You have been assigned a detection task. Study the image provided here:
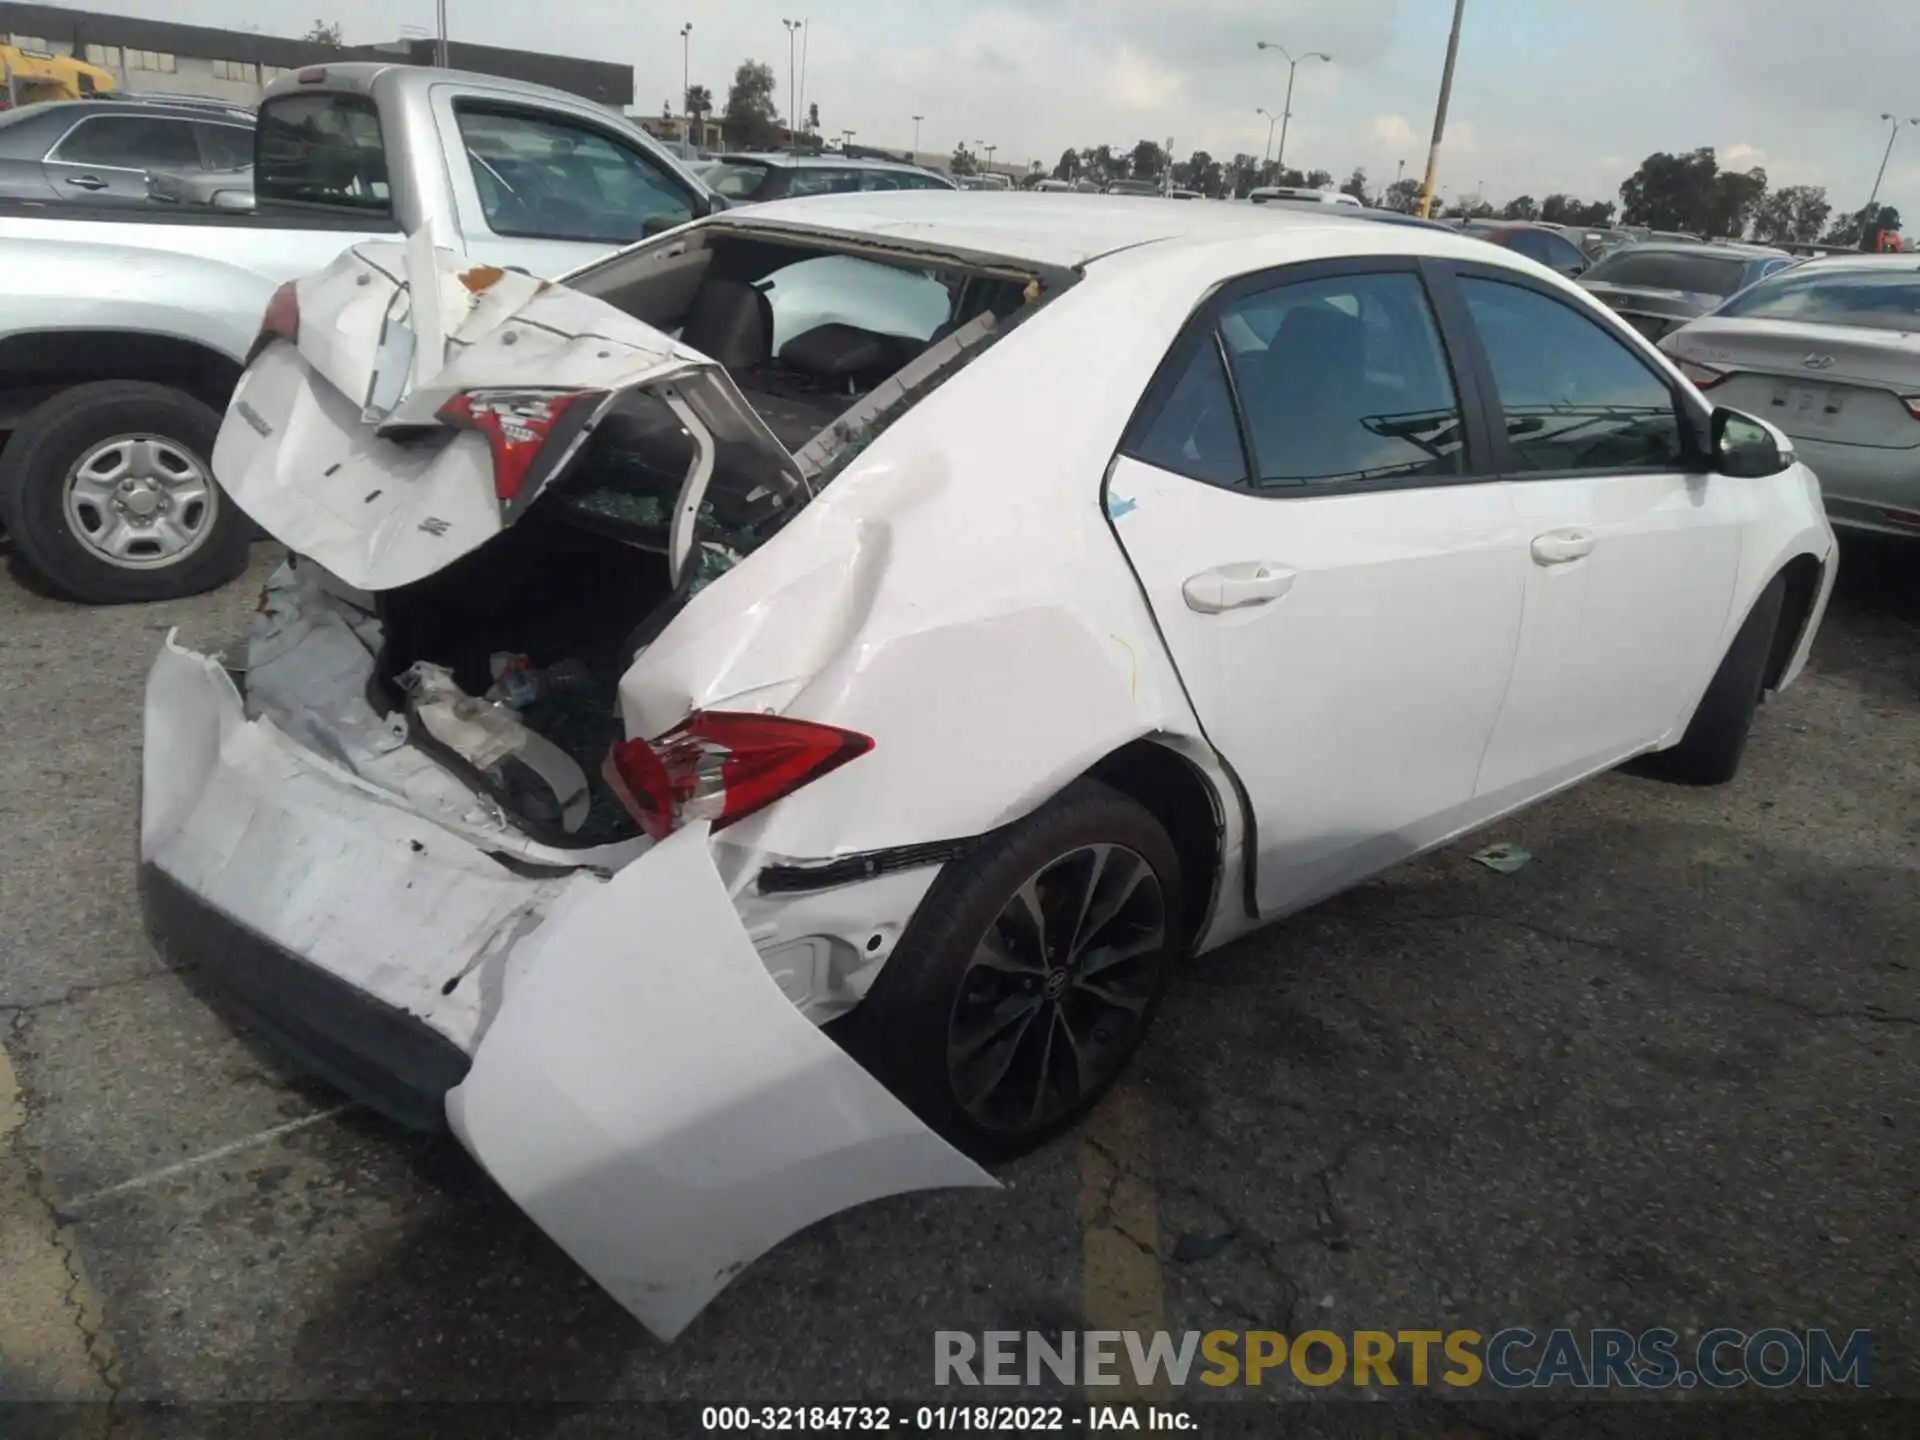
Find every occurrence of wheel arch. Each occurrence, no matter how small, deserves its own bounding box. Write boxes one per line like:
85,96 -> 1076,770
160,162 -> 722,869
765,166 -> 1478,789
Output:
0,330 -> 243,433
1084,736 -> 1233,952
1762,550 -> 1825,693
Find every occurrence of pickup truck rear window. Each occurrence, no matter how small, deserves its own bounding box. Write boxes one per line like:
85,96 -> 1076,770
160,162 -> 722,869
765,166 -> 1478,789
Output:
454,104 -> 694,244
255,92 -> 390,214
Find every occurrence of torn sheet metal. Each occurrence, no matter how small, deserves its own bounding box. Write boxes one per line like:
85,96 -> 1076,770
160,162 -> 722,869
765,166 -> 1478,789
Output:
447,820 -> 999,1340
211,241 -> 806,593
141,635 -> 588,1051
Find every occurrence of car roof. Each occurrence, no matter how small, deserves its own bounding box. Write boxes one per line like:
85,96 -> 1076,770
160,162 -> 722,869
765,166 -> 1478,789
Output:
0,97 -> 250,126
1786,252 -> 1920,273
709,190 -> 1514,271
717,152 -> 936,173
1600,241 -> 1786,260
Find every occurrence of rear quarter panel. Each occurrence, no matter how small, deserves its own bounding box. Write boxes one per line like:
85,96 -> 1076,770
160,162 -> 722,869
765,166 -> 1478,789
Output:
620,244 -> 1249,862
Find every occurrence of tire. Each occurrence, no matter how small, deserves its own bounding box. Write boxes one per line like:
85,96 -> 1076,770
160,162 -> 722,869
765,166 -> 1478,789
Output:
1636,574 -> 1786,786
841,778 -> 1184,1161
0,382 -> 248,604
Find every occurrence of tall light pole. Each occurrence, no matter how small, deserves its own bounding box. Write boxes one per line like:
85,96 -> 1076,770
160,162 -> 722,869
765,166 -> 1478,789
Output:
1256,107 -> 1278,174
679,22 -> 692,140
1397,158 -> 1406,184
980,141 -> 996,174
1255,41 -> 1331,177
782,18 -> 802,153
841,128 -> 856,151
1863,113 -> 1920,247
912,114 -> 924,155
797,19 -> 810,136
1416,0 -> 1467,219
434,0 -> 449,68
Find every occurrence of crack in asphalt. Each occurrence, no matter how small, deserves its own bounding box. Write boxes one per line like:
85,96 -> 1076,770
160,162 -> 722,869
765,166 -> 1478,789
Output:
2,1018 -> 121,1403
0,967 -> 170,1018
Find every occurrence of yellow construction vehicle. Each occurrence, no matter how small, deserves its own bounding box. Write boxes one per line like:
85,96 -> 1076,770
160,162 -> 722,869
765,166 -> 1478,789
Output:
0,43 -> 118,109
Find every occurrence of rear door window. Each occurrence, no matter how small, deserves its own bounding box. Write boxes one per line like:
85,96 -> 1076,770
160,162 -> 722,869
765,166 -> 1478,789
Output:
255,93 -> 390,212
194,121 -> 253,170
49,114 -> 200,169
1217,271 -> 1468,488
455,105 -> 694,242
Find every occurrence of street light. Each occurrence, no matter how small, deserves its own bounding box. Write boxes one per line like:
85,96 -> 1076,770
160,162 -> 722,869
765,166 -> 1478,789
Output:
912,115 -> 924,154
1864,113 -> 1920,247
1415,0 -> 1468,218
1254,40 -> 1331,176
841,128 -> 856,151
980,141 -> 997,173
679,22 -> 692,141
782,18 -> 802,153
1256,107 -> 1278,172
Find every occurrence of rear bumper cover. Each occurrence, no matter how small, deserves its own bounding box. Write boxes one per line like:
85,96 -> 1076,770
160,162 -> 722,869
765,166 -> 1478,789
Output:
138,862 -> 468,1132
139,633 -> 996,1340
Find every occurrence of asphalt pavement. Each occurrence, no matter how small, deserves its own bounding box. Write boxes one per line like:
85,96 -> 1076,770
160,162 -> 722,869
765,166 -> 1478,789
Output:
1,536 -> 1914,1432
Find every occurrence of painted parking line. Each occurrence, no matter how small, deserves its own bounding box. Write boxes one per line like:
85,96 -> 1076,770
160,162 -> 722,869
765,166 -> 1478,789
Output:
1076,1080 -> 1168,1404
0,1042 -> 118,1401
61,1104 -> 354,1215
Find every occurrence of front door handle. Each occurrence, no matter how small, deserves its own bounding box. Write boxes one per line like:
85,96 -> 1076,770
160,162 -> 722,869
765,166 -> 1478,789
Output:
1182,561 -> 1296,614
1530,528 -> 1596,565
64,175 -> 109,191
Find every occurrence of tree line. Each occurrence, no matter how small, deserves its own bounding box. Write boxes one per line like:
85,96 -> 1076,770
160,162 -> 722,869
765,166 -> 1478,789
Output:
694,64 -> 1901,246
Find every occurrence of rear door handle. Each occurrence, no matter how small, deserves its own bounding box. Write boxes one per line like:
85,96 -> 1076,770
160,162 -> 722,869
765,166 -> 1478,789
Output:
1530,528 -> 1596,565
64,175 -> 109,191
1182,561 -> 1296,614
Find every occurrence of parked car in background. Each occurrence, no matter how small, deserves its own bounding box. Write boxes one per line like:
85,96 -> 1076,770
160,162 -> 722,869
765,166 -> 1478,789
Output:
1661,254 -> 1920,538
0,63 -> 718,604
1261,197 -> 1453,231
1464,220 -> 1592,277
0,97 -> 252,205
1104,178 -> 1161,196
146,164 -> 253,209
1249,185 -> 1362,207
143,191 -> 1833,1344
702,152 -> 956,203
1579,242 -> 1794,341
1032,178 -> 1074,192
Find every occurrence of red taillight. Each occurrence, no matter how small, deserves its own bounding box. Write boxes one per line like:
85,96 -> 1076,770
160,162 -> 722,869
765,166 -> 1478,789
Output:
297,67 -> 326,84
1677,359 -> 1727,390
246,280 -> 299,364
435,388 -> 605,519
604,711 -> 874,840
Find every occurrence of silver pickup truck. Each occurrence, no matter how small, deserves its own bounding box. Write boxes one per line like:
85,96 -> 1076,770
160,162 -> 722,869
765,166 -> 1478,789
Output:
0,62 -> 718,603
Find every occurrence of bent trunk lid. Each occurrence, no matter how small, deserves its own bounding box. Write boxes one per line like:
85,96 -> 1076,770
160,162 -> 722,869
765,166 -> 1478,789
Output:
213,237 -> 808,592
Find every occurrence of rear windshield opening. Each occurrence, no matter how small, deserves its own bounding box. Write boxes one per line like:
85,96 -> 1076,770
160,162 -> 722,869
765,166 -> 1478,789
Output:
1584,250 -> 1747,296
254,92 -> 391,213
577,231 -> 1040,466
1714,266 -> 1920,333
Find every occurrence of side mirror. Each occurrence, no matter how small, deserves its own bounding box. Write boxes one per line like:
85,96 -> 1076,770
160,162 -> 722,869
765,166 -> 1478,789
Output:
1711,406 -> 1791,478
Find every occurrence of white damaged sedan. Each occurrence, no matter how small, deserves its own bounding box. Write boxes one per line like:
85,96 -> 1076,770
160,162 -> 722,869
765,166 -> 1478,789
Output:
140,194 -> 1837,1339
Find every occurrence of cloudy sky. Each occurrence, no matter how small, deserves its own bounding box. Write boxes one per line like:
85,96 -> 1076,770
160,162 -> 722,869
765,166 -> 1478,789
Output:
82,0 -> 1920,216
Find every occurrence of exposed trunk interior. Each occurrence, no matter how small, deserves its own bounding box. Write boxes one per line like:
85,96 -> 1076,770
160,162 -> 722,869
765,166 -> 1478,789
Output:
370,397 -> 727,848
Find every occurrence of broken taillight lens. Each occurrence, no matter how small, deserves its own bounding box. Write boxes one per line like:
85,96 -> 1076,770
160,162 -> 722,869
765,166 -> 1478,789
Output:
604,711 -> 874,840
436,388 -> 606,518
245,280 -> 300,364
